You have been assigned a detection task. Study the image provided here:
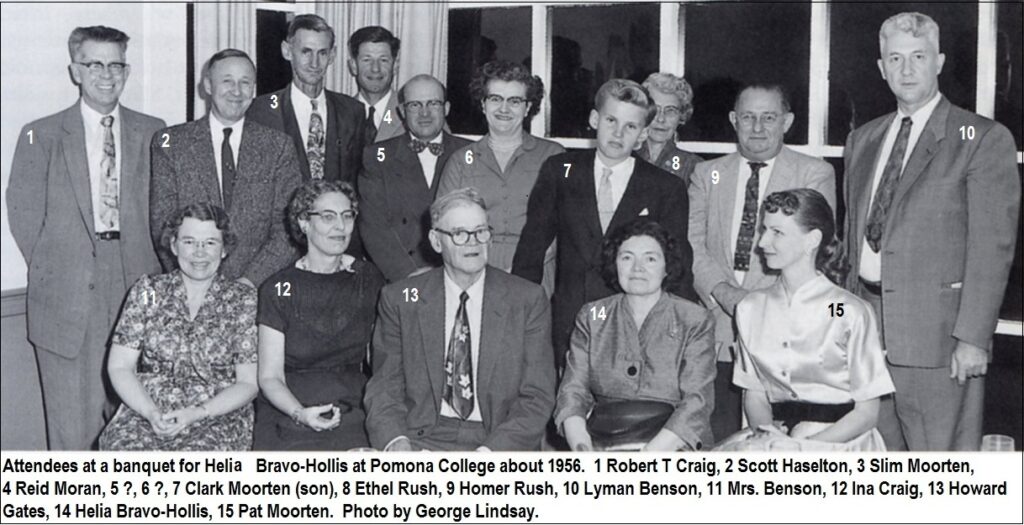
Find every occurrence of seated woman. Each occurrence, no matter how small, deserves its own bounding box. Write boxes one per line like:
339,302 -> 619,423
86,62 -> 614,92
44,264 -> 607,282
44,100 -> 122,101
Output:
718,189 -> 894,451
554,220 -> 716,451
100,203 -> 258,451
254,180 -> 384,450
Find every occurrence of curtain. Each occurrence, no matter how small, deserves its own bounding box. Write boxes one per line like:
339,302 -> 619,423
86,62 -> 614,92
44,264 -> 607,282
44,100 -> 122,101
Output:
192,2 -> 256,119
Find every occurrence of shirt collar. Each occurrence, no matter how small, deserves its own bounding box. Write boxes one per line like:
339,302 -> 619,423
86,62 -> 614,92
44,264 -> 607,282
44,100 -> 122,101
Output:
290,82 -> 326,111
209,114 -> 245,136
358,91 -> 393,113
595,151 -> 635,176
80,100 -> 121,129
896,91 -> 942,125
443,266 -> 486,298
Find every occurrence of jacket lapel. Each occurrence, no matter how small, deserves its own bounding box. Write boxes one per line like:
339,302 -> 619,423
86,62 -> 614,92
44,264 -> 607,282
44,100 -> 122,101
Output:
61,103 -> 96,239
415,269 -> 446,412
851,115 -> 893,244
190,117 -> 223,207
393,134 -> 432,194
119,108 -> 144,235
715,153 -> 741,266
476,269 -> 507,426
432,133 -> 459,193
280,88 -> 313,180
323,91 -> 341,181
573,152 -> 603,244
606,158 -> 646,235
891,97 -> 948,210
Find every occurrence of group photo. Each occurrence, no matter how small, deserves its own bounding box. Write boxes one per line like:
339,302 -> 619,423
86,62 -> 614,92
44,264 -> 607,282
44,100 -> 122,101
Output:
0,1 -> 1021,454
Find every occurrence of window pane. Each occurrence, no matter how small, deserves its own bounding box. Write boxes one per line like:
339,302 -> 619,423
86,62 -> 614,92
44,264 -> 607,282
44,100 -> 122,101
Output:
256,10 -> 290,96
999,164 -> 1023,322
549,3 -> 660,138
447,7 -> 532,135
680,2 -> 811,145
828,3 -> 978,146
995,1 -> 1023,150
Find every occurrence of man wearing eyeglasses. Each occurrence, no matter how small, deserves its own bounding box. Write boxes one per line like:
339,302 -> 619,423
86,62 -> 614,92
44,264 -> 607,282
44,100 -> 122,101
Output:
686,83 -> 835,443
7,26 -> 166,449
365,188 -> 555,451
358,75 -> 470,282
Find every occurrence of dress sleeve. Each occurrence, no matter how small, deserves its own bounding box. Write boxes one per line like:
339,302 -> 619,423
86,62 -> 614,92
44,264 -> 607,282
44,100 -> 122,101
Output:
846,300 -> 895,401
554,306 -> 596,431
233,285 -> 259,365
111,275 -> 153,350
257,272 -> 288,333
731,299 -> 765,392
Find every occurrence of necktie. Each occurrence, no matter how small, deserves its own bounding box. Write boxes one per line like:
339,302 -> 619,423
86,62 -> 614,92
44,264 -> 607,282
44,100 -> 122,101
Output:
597,166 -> 615,233
866,116 -> 913,253
221,127 -> 236,210
444,291 -> 474,419
733,161 -> 767,271
98,115 -> 119,231
307,99 -> 325,180
410,138 -> 444,156
364,105 -> 377,145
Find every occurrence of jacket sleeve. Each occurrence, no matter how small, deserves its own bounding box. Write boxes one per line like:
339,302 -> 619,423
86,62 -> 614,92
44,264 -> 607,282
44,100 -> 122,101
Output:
6,122 -> 51,264
553,307 -> 595,432
805,158 -> 837,217
358,144 -> 418,281
687,161 -> 732,305
664,309 -> 716,450
661,175 -> 697,301
149,128 -> 179,272
511,156 -> 561,284
243,137 -> 300,286
364,284 -> 411,449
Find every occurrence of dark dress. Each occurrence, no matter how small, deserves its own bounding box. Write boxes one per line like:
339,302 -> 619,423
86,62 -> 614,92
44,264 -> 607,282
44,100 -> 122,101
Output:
99,272 -> 258,451
253,260 -> 384,450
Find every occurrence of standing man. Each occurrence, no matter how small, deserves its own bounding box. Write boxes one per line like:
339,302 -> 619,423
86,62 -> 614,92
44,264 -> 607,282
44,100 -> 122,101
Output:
151,49 -> 302,288
688,83 -> 835,442
358,74 -> 471,282
348,26 -> 406,144
7,26 -> 165,449
844,12 -> 1019,451
365,188 -> 556,451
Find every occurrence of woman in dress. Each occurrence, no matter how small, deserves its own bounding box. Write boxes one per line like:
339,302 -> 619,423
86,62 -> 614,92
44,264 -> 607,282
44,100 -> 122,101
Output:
638,72 -> 703,181
254,180 -> 384,450
721,188 -> 894,451
555,220 -> 716,451
100,203 -> 258,451
436,60 -> 564,295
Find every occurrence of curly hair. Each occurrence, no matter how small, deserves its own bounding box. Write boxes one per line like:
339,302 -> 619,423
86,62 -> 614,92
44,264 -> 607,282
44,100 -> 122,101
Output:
600,219 -> 684,293
287,180 -> 359,245
761,189 -> 848,285
159,203 -> 236,261
469,60 -> 544,124
642,72 -> 695,126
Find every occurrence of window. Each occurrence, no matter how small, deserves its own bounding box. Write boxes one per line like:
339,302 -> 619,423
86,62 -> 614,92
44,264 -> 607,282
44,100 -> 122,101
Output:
255,9 -> 291,96
995,1 -> 1023,150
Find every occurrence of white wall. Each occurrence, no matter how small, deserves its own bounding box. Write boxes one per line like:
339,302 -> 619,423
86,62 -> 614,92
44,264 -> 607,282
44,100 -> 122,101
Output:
0,3 -> 188,291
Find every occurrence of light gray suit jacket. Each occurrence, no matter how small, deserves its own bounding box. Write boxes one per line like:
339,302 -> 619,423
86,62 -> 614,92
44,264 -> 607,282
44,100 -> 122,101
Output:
7,101 -> 165,357
366,91 -> 406,144
688,146 -> 836,351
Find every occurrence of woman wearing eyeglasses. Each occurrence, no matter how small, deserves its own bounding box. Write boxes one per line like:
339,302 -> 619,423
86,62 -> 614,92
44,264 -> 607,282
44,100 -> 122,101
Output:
253,180 -> 384,450
436,60 -> 564,296
638,73 -> 703,181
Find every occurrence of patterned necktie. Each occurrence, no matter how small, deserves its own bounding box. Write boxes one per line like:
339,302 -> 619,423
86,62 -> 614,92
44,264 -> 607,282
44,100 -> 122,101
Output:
221,127 -> 236,210
410,138 -> 444,155
597,166 -> 615,233
444,291 -> 474,420
307,99 -> 325,180
364,105 -> 377,145
98,115 -> 119,231
866,116 -> 913,253
733,161 -> 767,271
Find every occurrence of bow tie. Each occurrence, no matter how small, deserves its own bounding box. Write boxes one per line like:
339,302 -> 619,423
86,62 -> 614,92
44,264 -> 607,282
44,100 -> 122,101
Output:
410,139 -> 443,156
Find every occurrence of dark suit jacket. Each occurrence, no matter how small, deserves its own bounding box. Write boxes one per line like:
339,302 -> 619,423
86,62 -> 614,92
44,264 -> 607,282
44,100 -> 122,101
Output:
150,116 -> 302,287
7,102 -> 164,357
364,267 -> 556,450
843,96 -> 1020,367
512,149 -> 697,362
357,132 -> 471,282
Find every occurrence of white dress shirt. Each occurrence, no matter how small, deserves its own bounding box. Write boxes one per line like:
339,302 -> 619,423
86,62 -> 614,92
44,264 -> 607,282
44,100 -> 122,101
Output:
439,268 -> 485,422
80,102 -> 122,233
208,116 -> 244,194
730,156 -> 777,284
357,91 -> 394,129
416,134 -> 444,187
858,92 -> 942,283
290,83 -> 328,147
593,153 -> 636,212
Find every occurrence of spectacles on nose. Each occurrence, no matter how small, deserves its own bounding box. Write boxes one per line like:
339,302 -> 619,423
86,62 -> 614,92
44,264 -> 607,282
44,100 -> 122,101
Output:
75,61 -> 128,76
656,105 -> 682,119
308,209 -> 358,224
433,227 -> 493,246
403,99 -> 445,112
736,112 -> 780,128
484,94 -> 527,109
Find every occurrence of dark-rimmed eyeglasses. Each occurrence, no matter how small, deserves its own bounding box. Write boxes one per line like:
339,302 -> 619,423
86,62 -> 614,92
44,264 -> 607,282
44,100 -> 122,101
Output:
433,226 -> 493,246
75,61 -> 128,76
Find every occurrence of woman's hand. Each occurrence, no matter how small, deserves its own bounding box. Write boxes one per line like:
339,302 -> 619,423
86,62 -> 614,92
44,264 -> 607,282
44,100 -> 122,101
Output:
142,409 -> 177,437
642,429 -> 685,452
157,406 -> 207,437
295,404 -> 342,432
562,416 -> 594,451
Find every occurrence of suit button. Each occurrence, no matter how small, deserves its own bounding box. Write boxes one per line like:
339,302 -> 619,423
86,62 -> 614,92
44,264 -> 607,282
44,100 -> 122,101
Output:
416,430 -> 425,436
408,250 -> 415,255
782,341 -> 789,348
402,218 -> 408,225
88,284 -> 95,290
627,366 -> 637,376
695,441 -> 703,451
791,392 -> 798,399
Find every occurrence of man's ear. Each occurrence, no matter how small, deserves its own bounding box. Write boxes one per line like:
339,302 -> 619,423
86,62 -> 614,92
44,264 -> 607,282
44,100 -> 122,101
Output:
428,229 -> 443,254
588,109 -> 600,130
281,40 -> 293,62
347,57 -> 357,79
728,111 -> 739,131
782,112 -> 795,134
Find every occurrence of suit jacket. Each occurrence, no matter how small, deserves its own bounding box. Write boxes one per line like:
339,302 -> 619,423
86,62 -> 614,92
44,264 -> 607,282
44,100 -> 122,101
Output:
843,96 -> 1020,367
688,146 -> 836,348
246,85 -> 365,184
364,267 -> 556,450
149,116 -> 302,287
361,91 -> 406,144
357,132 -> 471,282
6,101 -> 165,357
511,149 -> 697,362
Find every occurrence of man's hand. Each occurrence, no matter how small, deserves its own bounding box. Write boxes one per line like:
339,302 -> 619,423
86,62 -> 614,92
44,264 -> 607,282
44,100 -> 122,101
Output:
711,282 -> 747,315
950,340 -> 988,385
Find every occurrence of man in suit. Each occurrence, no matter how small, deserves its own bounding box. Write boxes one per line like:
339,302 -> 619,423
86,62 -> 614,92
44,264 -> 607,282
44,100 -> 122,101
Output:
512,79 -> 696,368
6,26 -> 165,449
365,188 -> 556,451
358,74 -> 471,282
688,83 -> 836,442
348,26 -> 406,144
151,49 -> 302,288
844,12 -> 1019,451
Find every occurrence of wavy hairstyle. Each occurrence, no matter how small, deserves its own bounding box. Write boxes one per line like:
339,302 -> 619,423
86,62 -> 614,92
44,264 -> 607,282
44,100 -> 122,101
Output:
469,60 -> 545,124
287,180 -> 359,246
159,202 -> 236,262
600,219 -> 685,293
761,189 -> 848,284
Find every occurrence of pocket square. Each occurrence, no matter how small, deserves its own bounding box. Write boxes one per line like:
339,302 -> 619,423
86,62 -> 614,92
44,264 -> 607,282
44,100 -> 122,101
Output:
639,208 -> 650,216
949,281 -> 963,289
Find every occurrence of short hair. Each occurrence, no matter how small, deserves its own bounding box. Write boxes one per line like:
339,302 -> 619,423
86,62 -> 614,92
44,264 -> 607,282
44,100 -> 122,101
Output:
204,48 -> 255,80
430,188 -> 487,228
761,189 -> 847,285
68,26 -> 129,60
288,180 -> 359,246
600,219 -> 685,293
398,74 -> 447,105
159,203 -> 236,261
468,60 -> 545,124
642,72 -> 695,125
879,12 -> 940,52
347,26 -> 400,59
594,78 -> 658,127
287,14 -> 335,48
734,83 -> 792,114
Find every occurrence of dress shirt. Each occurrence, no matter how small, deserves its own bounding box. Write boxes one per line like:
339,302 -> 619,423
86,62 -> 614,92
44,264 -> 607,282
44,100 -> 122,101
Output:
730,157 -> 776,284
357,91 -> 394,129
208,116 -> 244,192
858,92 -> 942,283
439,268 -> 485,421
593,154 -> 636,212
290,83 -> 328,148
415,133 -> 444,187
81,102 -> 122,233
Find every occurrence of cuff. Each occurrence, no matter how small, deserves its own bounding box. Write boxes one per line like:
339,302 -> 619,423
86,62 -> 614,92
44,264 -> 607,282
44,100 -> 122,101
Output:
384,435 -> 409,451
